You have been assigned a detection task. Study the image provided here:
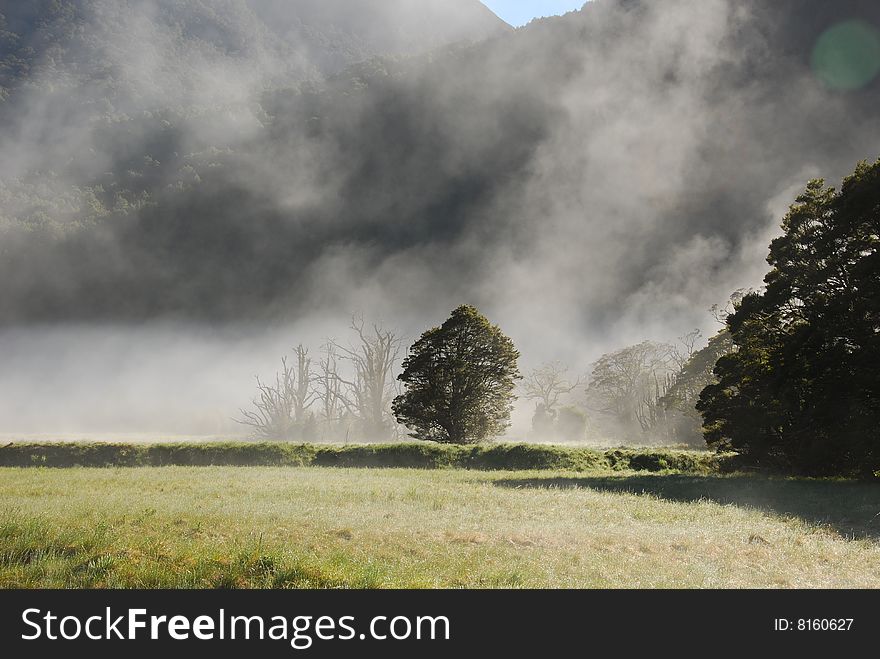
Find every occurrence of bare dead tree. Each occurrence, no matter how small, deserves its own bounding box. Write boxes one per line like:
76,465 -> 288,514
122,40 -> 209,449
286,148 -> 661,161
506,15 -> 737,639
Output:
314,343 -> 347,437
236,358 -> 297,439
327,317 -> 403,441
674,329 -> 702,368
291,345 -> 317,422
236,345 -> 316,440
522,361 -> 581,413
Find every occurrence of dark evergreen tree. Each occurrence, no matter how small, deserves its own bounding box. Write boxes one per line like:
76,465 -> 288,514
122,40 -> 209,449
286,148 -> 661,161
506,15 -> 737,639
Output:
698,159 -> 880,476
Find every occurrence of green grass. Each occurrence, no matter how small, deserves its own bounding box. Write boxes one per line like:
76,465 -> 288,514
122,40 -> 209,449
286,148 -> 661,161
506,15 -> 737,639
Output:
1,464 -> 879,588
0,441 -> 721,473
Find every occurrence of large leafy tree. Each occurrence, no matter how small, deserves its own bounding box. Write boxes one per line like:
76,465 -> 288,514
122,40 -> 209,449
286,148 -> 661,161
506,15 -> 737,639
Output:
660,330 -> 733,446
586,340 -> 680,440
698,159 -> 880,476
392,305 -> 521,444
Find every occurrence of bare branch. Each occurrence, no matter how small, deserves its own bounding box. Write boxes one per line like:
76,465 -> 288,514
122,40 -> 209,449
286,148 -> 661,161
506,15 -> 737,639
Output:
235,345 -> 316,440
521,361 -> 580,412
323,318 -> 404,440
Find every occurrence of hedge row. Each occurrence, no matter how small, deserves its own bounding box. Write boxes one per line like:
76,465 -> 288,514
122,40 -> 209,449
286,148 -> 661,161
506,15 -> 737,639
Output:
0,442 -> 722,473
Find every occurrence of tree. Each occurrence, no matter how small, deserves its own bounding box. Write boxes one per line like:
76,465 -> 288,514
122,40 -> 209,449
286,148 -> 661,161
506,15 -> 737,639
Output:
392,305 -> 521,444
530,403 -> 557,439
522,362 -> 581,413
522,362 -> 585,441
313,343 -> 348,440
236,345 -> 317,440
586,340 -> 680,441
327,318 -> 402,442
698,160 -> 880,476
555,406 -> 588,443
660,330 -> 733,446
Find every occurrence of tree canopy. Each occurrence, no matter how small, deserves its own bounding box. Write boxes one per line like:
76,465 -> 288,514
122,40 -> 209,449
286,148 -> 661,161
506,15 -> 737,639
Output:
659,330 -> 733,446
392,305 -> 521,444
586,340 -> 680,439
698,159 -> 880,477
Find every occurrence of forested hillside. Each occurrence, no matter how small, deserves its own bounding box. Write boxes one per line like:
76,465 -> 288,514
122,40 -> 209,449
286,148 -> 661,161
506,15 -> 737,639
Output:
0,0 -> 878,328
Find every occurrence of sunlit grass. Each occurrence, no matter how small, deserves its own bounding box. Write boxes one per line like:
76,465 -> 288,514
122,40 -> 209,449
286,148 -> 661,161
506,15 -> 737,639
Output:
1,466 -> 879,588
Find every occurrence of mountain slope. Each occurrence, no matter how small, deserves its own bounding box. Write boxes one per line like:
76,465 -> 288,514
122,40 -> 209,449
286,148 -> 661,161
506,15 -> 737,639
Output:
246,0 -> 511,74
0,1 -> 510,91
0,0 -> 511,317
0,0 -> 879,339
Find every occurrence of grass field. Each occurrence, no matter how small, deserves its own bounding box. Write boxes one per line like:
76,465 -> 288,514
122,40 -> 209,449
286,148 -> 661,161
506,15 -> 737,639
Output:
2,462 -> 880,588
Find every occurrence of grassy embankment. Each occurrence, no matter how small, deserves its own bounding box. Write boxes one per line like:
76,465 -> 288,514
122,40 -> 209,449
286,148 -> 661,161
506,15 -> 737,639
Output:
0,442 -> 878,589
0,441 -> 718,472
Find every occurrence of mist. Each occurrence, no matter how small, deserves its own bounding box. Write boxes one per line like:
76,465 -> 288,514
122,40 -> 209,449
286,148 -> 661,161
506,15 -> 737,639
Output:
1,0 -> 879,439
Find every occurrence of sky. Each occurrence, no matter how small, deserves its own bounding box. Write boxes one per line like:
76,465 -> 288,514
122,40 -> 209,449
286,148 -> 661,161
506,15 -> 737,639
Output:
480,0 -> 586,27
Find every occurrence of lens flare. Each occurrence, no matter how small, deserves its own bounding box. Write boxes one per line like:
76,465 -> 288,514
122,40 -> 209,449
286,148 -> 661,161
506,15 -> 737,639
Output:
811,20 -> 880,91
